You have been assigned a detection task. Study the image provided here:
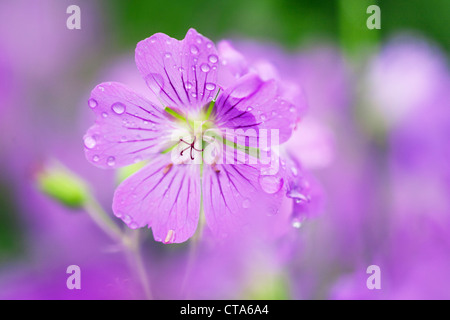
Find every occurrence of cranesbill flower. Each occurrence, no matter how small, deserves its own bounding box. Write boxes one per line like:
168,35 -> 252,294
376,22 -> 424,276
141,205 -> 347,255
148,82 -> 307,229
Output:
83,29 -> 299,243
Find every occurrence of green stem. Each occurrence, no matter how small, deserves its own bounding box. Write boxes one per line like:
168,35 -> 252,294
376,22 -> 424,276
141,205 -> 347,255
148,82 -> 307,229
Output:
83,195 -> 125,243
127,230 -> 153,300
83,194 -> 152,299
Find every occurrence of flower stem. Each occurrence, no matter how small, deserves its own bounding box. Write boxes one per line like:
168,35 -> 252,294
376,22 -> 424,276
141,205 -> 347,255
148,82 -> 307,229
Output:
83,194 -> 153,299
83,195 -> 125,243
126,230 -> 153,300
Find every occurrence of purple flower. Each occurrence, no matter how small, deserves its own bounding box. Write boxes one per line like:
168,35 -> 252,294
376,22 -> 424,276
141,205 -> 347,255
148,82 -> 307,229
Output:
84,29 -> 299,244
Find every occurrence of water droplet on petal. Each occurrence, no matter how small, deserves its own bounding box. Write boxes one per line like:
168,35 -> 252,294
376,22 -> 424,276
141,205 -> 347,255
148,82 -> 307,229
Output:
190,45 -> 199,55
260,114 -> 267,121
185,82 -> 193,90
259,175 -> 283,194
111,102 -> 126,115
114,211 -> 123,218
123,215 -> 131,224
287,189 -> 309,204
246,106 -> 253,112
205,83 -> 216,91
200,63 -> 210,72
208,54 -> 218,63
88,98 -> 98,109
84,136 -> 96,149
101,112 -> 108,118
129,222 -> 139,229
92,155 -> 99,162
242,198 -> 251,209
292,218 -> 302,229
164,52 -> 172,58
107,156 -> 116,167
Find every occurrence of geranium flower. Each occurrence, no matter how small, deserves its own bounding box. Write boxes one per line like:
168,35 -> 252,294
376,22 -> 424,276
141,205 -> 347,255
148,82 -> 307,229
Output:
83,29 -> 300,243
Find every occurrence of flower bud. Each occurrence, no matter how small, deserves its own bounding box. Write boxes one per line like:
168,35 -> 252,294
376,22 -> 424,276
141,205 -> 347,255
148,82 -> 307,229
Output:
35,160 -> 89,208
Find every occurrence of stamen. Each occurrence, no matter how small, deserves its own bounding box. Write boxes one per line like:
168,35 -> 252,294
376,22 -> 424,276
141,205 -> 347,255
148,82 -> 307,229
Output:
179,136 -> 204,160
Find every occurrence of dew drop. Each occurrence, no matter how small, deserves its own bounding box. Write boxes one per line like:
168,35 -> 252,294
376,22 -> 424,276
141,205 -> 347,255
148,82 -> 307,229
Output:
242,198 -> 251,209
114,211 -> 123,218
260,114 -> 267,121
200,63 -> 211,72
185,82 -> 193,90
208,54 -> 218,63
129,222 -> 139,229
292,218 -> 302,229
84,136 -> 96,149
123,215 -> 131,224
101,112 -> 108,118
88,98 -> 98,109
190,45 -> 199,55
287,189 -> 309,204
111,102 -> 126,115
246,106 -> 253,112
107,156 -> 116,167
164,52 -> 172,58
205,83 -> 216,91
200,63 -> 210,73
92,155 -> 99,162
259,175 -> 283,194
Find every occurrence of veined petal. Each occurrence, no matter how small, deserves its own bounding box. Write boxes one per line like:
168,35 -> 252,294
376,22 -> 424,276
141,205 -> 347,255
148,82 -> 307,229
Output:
202,162 -> 285,237
216,40 -> 249,89
214,73 -> 297,143
83,82 -> 174,168
112,156 -> 201,244
135,28 -> 219,112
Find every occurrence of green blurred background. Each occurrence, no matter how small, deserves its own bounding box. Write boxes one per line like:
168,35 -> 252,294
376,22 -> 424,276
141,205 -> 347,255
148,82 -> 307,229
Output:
103,0 -> 449,53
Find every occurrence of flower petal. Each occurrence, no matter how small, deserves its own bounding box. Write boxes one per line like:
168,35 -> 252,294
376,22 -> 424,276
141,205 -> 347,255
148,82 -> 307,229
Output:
216,40 -> 249,88
202,162 -> 285,237
112,156 -> 201,244
135,28 -> 219,112
83,82 -> 173,168
214,73 -> 297,143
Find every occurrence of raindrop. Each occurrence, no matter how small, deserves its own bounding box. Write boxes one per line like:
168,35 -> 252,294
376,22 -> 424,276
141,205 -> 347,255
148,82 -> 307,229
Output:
164,52 -> 172,58
185,82 -> 193,90
123,215 -> 131,224
92,155 -> 99,162
205,83 -> 216,91
84,136 -> 96,149
88,98 -> 97,109
242,198 -> 251,209
208,54 -> 218,63
200,64 -> 210,72
287,189 -> 309,204
107,156 -> 116,167
190,45 -> 199,55
101,112 -> 108,118
292,218 -> 302,229
259,175 -> 283,194
129,222 -> 139,229
111,102 -> 126,115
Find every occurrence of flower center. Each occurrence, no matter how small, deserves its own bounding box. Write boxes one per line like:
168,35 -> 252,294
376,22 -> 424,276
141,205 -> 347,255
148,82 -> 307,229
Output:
178,136 -> 204,160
